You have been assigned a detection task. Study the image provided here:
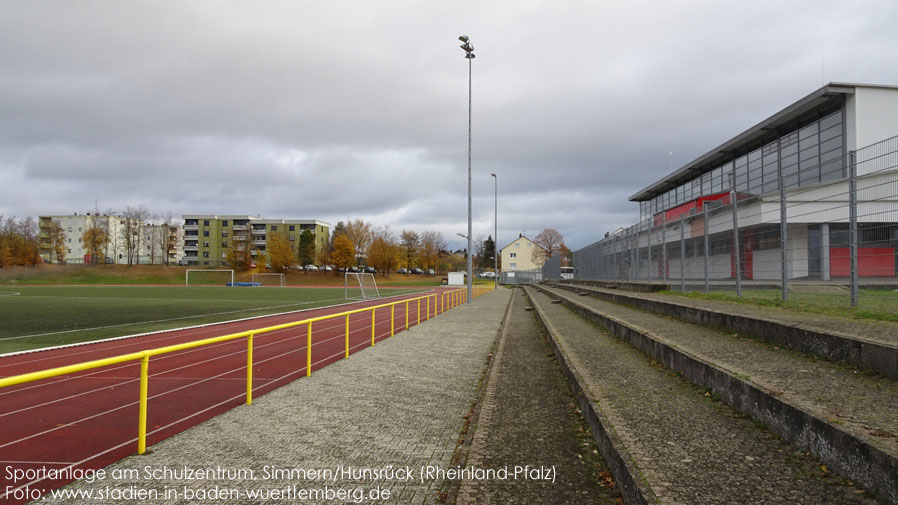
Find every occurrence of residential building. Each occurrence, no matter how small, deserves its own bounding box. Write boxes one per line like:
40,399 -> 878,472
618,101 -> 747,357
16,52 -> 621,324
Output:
182,215 -> 329,267
575,82 -> 898,281
500,234 -> 540,272
39,214 -> 185,265
39,213 -> 125,264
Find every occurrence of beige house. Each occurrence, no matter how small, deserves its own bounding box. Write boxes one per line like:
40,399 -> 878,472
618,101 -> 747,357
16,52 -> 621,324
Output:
500,234 -> 541,272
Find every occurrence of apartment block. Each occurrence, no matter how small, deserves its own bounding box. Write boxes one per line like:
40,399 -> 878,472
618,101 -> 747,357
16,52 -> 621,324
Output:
182,215 -> 330,267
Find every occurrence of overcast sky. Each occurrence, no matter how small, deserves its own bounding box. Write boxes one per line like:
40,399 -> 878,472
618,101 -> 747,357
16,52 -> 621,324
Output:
2,1 -> 898,252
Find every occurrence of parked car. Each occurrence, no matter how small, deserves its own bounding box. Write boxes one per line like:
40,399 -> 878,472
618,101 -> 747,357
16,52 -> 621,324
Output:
427,269 -> 435,275
397,268 -> 408,274
324,265 -> 333,271
364,266 -> 377,274
410,268 -> 424,275
304,264 -> 318,271
347,266 -> 359,273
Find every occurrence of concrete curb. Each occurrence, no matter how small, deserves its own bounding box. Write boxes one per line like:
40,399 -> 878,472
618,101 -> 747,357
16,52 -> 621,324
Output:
523,287 -> 657,505
548,281 -> 898,381
536,284 -> 898,505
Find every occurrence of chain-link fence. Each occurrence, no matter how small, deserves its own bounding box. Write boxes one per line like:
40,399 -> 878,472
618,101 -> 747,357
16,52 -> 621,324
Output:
573,134 -> 898,315
500,268 -> 542,285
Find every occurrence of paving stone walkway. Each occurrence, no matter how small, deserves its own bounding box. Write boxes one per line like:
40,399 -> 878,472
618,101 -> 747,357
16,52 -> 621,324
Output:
38,289 -> 511,505
456,288 -> 619,505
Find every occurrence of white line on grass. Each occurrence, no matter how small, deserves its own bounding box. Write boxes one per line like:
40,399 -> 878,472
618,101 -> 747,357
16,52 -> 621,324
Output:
0,289 -> 427,358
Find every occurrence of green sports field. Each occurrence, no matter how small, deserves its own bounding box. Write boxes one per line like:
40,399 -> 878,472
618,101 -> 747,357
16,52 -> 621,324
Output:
0,285 -> 424,354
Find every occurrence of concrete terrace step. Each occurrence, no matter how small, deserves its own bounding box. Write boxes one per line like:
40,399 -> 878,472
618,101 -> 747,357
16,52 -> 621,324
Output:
525,286 -> 882,505
455,288 -> 619,504
535,284 -> 898,505
547,281 -> 898,380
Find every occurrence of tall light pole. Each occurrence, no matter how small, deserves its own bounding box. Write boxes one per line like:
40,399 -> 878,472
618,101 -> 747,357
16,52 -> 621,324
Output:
491,173 -> 497,289
459,35 -> 475,303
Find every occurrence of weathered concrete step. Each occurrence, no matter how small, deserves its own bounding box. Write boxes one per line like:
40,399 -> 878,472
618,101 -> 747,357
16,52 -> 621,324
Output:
456,289 -> 620,504
537,284 -> 898,505
524,286 -> 880,505
547,281 -> 898,380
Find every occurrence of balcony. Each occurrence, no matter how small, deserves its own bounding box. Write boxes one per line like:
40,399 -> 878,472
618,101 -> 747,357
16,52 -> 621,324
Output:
251,228 -> 266,235
184,246 -> 198,252
232,225 -> 247,231
184,225 -> 199,231
252,239 -> 267,246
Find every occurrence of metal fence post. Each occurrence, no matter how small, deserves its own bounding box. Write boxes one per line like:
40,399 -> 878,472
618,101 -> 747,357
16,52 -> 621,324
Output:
680,213 -> 685,292
703,204 -> 710,294
849,150 -> 858,307
635,225 -> 641,281
779,136 -> 788,301
731,190 -> 742,297
647,221 -> 653,281
662,215 -> 667,282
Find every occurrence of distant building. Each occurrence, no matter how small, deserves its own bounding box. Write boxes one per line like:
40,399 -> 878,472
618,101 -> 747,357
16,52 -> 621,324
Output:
182,215 -> 330,267
39,214 -> 184,265
500,234 -> 540,272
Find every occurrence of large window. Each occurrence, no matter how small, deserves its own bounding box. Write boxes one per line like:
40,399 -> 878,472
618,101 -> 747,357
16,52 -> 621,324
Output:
642,107 -> 844,217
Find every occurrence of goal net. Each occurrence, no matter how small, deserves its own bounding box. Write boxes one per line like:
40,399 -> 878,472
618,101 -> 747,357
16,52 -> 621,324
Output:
345,272 -> 380,300
252,273 -> 286,287
186,269 -> 235,286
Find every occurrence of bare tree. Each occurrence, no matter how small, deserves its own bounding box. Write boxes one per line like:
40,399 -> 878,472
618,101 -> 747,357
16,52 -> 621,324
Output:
532,228 -> 565,266
122,205 -> 149,266
160,212 -> 176,266
343,219 -> 372,267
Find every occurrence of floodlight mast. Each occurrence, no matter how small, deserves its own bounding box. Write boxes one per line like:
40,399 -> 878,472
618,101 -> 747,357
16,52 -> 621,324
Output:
459,35 -> 475,303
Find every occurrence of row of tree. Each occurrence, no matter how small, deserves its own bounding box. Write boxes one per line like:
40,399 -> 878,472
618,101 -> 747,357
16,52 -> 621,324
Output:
0,216 -> 41,267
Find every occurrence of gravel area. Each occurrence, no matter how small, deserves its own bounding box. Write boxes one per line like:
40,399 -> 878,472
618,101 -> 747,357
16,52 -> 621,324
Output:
540,285 -> 898,461
37,289 -> 511,505
456,288 -> 619,504
527,287 -> 880,505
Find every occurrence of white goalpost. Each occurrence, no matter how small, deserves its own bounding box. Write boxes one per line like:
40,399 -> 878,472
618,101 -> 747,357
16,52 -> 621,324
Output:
344,272 -> 381,300
185,269 -> 235,286
251,273 -> 286,287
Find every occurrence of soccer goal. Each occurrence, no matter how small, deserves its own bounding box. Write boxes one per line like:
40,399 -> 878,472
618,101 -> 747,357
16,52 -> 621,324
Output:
345,272 -> 381,300
185,269 -> 235,286
252,273 -> 286,287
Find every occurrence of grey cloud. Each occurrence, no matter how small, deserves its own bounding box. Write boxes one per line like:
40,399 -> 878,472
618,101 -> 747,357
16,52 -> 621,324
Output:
2,0 -> 898,252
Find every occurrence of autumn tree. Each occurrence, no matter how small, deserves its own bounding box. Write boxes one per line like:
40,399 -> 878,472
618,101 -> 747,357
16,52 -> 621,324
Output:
419,230 -> 447,271
317,233 -> 333,273
267,230 -> 295,272
332,234 -> 355,272
367,227 -> 399,276
298,229 -> 316,267
82,226 -> 106,265
532,228 -> 566,266
47,220 -> 66,264
343,219 -> 371,268
226,230 -> 252,270
399,229 -> 419,268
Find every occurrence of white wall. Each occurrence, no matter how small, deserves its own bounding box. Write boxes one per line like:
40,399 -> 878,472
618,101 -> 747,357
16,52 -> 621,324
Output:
851,87 -> 898,158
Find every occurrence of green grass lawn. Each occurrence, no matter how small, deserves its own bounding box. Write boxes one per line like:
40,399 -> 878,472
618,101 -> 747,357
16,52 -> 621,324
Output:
0,285 -> 425,354
666,287 -> 898,323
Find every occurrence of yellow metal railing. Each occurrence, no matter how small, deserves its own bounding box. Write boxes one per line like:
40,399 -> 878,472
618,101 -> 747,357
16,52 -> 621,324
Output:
0,287 -> 478,455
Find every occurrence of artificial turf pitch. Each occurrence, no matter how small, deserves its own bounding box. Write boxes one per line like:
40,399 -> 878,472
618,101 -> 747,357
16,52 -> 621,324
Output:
0,285 -> 423,354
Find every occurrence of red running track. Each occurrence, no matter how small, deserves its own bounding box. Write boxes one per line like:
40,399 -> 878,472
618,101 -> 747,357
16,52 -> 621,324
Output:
0,288 -> 460,504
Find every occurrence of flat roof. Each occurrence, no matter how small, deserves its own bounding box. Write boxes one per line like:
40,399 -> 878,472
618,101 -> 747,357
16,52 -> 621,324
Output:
628,82 -> 898,202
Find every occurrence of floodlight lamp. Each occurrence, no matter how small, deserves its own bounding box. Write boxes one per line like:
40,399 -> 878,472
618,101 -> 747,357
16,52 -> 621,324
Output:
459,35 -> 469,42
